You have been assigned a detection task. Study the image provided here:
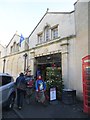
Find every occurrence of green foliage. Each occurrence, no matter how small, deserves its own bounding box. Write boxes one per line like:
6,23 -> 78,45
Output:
46,67 -> 64,100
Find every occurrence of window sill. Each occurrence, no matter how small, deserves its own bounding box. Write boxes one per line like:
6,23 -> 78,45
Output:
36,36 -> 60,47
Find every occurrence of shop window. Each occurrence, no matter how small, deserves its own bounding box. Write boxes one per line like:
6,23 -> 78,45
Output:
51,25 -> 58,39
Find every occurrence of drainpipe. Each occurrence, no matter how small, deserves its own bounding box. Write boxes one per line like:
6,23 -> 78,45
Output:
3,59 -> 6,73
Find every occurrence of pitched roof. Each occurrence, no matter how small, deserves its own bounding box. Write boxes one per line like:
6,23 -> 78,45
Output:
6,33 -> 20,48
28,10 -> 74,39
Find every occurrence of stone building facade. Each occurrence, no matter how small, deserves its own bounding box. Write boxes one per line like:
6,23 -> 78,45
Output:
0,0 -> 89,100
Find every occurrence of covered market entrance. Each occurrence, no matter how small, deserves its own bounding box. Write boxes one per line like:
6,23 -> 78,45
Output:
35,53 -> 63,100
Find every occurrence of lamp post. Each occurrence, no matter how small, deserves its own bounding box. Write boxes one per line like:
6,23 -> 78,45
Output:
23,53 -> 28,72
3,59 -> 6,73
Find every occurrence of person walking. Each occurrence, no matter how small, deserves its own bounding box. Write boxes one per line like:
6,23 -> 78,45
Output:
25,70 -> 34,104
15,72 -> 26,110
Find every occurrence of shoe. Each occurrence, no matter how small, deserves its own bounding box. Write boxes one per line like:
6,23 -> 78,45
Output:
18,106 -> 22,110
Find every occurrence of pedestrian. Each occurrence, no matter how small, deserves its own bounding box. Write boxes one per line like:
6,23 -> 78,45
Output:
15,72 -> 26,110
25,70 -> 34,103
25,70 -> 34,89
35,75 -> 46,103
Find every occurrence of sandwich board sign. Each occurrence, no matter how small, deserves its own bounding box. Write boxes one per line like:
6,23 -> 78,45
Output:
50,87 -> 56,101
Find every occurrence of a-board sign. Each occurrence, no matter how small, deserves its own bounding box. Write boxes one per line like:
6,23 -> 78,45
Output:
50,87 -> 56,101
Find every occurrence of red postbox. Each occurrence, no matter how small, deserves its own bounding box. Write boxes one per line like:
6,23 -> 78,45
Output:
82,55 -> 90,114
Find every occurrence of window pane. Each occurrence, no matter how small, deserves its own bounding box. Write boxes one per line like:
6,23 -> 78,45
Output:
38,33 -> 43,43
45,26 -> 50,41
0,76 -> 2,87
52,27 -> 58,39
46,29 -> 49,41
2,76 -> 11,86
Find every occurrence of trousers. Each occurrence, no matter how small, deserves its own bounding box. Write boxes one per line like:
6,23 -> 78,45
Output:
17,89 -> 24,107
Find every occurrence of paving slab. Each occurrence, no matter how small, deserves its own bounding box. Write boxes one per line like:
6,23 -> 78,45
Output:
13,98 -> 89,118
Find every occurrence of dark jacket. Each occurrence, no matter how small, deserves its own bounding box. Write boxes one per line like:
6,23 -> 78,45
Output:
15,74 -> 26,90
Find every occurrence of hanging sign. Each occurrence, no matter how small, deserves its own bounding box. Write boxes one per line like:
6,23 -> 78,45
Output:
50,87 -> 56,101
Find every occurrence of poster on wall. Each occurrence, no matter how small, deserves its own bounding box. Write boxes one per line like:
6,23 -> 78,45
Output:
50,87 -> 56,101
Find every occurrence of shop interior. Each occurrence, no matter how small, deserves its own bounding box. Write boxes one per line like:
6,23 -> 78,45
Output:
35,53 -> 62,82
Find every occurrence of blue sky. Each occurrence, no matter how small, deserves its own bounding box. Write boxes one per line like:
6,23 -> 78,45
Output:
0,0 -> 76,46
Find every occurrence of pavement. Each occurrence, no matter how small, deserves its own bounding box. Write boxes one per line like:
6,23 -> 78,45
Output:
13,93 -> 90,119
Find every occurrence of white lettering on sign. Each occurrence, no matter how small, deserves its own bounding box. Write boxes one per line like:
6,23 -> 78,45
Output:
86,66 -> 90,68
84,60 -> 90,63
